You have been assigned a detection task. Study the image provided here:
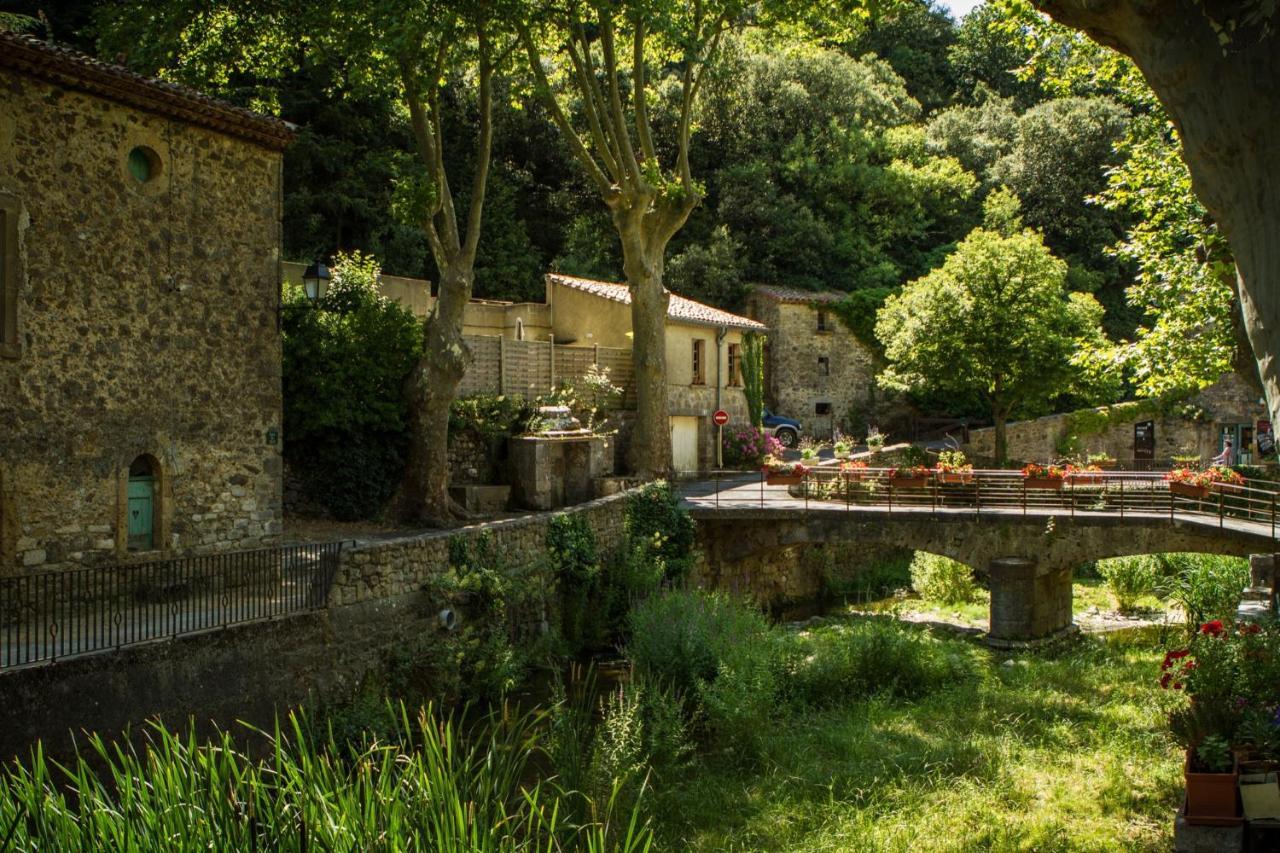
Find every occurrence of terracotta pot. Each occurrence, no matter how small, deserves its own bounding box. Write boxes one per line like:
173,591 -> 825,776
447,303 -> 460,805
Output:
1092,459 -> 1117,470
937,472 -> 973,485
1068,473 -> 1103,486
1024,477 -> 1064,490
1169,481 -> 1211,500
889,476 -> 930,489
1184,753 -> 1241,825
766,474 -> 804,486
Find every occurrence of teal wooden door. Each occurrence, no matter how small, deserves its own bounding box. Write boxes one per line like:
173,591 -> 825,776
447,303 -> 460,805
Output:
127,475 -> 154,550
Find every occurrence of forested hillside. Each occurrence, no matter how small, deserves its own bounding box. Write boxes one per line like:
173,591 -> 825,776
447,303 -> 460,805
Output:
5,0 -> 1241,413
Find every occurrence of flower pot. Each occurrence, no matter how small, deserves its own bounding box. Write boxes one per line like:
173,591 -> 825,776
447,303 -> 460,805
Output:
1169,481 -> 1211,500
937,472 -> 973,485
1092,460 -> 1117,470
1068,473 -> 1103,486
889,476 -> 930,489
1184,753 -> 1241,825
1023,478 -> 1064,490
766,474 -> 804,486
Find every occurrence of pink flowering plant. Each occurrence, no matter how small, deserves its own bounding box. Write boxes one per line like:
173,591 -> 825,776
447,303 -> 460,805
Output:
722,426 -> 782,468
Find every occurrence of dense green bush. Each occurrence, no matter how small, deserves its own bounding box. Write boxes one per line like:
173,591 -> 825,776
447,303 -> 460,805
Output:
789,618 -> 978,706
909,552 -> 980,604
449,394 -> 531,440
1160,553 -> 1250,629
624,481 -> 697,584
1096,556 -> 1160,613
283,252 -> 422,520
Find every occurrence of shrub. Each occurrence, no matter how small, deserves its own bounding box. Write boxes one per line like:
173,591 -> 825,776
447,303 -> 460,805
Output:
722,426 -> 782,468
624,481 -> 696,584
627,590 -> 772,696
547,513 -> 603,652
789,618 -> 977,706
1159,553 -> 1250,629
449,394 -> 531,440
1096,556 -> 1160,613
909,552 -> 979,604
283,252 -> 422,520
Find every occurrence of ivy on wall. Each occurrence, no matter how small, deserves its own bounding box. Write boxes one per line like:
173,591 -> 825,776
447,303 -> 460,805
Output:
1054,391 -> 1205,456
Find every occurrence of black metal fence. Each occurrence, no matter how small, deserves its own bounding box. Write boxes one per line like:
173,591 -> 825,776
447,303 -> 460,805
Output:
0,542 -> 344,670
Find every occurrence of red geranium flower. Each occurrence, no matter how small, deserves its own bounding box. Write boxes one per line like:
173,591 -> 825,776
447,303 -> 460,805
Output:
1200,620 -> 1225,636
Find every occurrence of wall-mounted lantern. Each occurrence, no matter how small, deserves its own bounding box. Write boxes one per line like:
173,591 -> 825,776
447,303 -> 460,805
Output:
302,262 -> 331,302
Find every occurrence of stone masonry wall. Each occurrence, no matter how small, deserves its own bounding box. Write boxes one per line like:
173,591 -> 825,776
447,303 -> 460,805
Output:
965,374 -> 1267,464
0,69 -> 283,573
747,296 -> 877,439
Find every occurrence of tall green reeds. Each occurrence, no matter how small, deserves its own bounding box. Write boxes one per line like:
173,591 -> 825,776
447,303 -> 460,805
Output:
0,703 -> 651,851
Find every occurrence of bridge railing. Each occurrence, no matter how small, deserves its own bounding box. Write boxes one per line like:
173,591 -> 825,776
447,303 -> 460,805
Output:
687,467 -> 1280,540
0,542 -> 345,671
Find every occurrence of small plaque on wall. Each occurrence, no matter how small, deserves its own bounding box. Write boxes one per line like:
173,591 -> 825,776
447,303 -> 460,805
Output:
266,427 -> 279,446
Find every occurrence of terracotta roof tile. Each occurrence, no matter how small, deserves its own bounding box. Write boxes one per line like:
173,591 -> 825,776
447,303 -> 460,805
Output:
549,274 -> 767,332
751,285 -> 847,305
0,31 -> 293,150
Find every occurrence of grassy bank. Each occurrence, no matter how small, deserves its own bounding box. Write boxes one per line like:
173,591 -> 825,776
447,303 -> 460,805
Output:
648,624 -> 1179,851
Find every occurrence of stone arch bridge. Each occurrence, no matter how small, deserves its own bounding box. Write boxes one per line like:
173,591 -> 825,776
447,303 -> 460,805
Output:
681,470 -> 1277,645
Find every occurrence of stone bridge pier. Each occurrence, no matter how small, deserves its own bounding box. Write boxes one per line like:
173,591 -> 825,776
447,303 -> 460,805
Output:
688,507 -> 1266,644
986,557 -> 1073,647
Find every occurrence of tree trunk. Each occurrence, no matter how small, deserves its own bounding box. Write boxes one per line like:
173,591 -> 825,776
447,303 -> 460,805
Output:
1037,1 -> 1280,427
620,229 -> 672,479
402,266 -> 472,525
993,413 -> 1008,467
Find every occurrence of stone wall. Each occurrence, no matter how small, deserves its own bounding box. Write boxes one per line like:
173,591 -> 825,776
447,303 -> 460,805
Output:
965,374 -> 1267,465
747,294 -> 877,439
448,431 -> 505,486
0,490 -> 634,760
0,66 -> 284,574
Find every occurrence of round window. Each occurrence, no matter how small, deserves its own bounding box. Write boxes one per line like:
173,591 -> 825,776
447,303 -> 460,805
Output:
127,146 -> 161,184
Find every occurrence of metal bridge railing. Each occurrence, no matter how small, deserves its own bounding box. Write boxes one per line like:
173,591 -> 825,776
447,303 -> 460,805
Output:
687,468 -> 1280,542
0,542 -> 345,671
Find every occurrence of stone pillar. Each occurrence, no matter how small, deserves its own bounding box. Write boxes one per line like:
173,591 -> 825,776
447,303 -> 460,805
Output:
986,557 -> 1073,647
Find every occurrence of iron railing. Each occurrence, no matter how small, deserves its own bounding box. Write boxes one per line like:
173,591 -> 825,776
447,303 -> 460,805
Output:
682,467 -> 1280,543
0,542 -> 344,670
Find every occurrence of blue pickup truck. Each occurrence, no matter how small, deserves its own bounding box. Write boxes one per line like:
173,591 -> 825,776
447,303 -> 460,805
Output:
763,408 -> 803,448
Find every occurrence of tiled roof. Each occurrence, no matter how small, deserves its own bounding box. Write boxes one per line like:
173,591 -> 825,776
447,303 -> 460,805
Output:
548,274 -> 767,332
751,285 -> 847,305
0,31 -> 294,150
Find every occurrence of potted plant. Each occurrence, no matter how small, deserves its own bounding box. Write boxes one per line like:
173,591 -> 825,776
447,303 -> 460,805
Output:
841,459 -> 868,481
866,429 -> 886,453
887,465 -> 932,489
1066,463 -> 1104,486
764,458 -> 810,486
1172,453 -> 1203,470
1166,466 -> 1246,499
1086,451 -> 1117,470
833,430 -> 854,459
1022,462 -> 1066,490
935,449 -> 974,484
797,437 -> 824,463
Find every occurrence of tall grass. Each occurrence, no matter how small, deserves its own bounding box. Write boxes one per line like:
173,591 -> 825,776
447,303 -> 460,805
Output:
0,704 -> 652,851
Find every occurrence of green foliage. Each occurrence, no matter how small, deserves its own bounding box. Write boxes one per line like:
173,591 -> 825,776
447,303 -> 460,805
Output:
538,365 -> 623,433
909,552 -> 979,605
877,225 -> 1106,459
283,252 -> 422,520
624,482 -> 696,585
449,394 -> 531,440
740,332 -> 766,429
1096,556 -> 1160,613
1159,554 -> 1250,630
667,226 -> 750,311
547,513 -> 602,652
832,287 -> 896,349
0,706 -> 653,850
789,617 -> 978,706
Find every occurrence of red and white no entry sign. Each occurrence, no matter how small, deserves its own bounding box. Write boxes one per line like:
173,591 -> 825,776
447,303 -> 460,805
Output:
712,409 -> 729,426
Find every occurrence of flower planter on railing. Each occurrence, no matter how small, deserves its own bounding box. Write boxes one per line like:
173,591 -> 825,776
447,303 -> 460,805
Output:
1169,481 -> 1212,500
1068,473 -> 1103,486
766,473 -> 805,486
1024,477 -> 1065,490
937,472 -> 974,485
888,476 -> 931,489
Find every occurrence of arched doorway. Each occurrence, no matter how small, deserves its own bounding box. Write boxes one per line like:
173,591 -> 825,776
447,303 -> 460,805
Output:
127,455 -> 157,551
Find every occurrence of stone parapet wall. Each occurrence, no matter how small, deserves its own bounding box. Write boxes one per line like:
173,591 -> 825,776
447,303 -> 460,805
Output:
328,491 -> 631,607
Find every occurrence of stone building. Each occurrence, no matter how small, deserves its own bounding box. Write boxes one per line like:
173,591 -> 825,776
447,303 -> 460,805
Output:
746,286 -> 878,439
547,273 -> 766,472
964,373 -> 1271,466
0,33 -> 292,573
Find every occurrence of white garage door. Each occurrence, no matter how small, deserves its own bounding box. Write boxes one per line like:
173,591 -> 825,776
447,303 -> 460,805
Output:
671,417 -> 700,474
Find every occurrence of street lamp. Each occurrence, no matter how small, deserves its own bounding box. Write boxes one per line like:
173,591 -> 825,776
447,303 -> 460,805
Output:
302,262 -> 331,302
